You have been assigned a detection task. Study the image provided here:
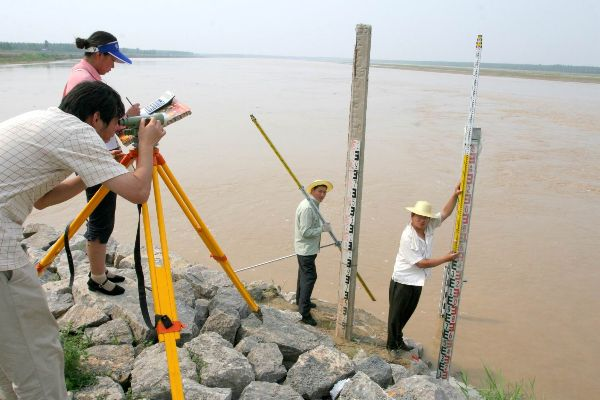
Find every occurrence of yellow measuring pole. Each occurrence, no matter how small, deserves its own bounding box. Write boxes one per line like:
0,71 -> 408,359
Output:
250,114 -> 376,302
452,154 -> 470,252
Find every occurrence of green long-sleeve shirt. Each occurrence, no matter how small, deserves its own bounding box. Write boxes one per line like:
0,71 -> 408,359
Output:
294,197 -> 323,256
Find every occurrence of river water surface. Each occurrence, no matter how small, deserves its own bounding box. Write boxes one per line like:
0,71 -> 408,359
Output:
1,58 -> 598,399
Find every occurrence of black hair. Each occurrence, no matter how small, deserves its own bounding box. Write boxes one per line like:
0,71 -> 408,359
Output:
59,81 -> 125,125
75,31 -> 118,57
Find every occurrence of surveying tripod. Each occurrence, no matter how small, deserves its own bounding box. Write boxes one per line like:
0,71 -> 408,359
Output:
35,146 -> 262,400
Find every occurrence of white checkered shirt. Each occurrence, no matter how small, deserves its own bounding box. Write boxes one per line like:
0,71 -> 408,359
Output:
0,107 -> 127,271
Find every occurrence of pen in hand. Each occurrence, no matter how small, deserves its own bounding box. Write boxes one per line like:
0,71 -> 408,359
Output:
125,97 -> 141,117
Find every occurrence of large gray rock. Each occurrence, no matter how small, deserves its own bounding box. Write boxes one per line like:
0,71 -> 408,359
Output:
390,363 -> 410,383
245,280 -> 280,302
72,376 -> 124,400
184,332 -> 254,398
238,306 -> 334,362
58,304 -> 109,331
130,342 -> 197,399
239,381 -> 303,400
84,319 -> 133,345
285,345 -> 355,399
70,274 -> 150,340
354,355 -> 394,388
182,378 -> 232,400
21,223 -> 58,250
169,263 -> 230,301
407,358 -> 430,376
200,308 -> 241,344
234,336 -> 263,356
175,295 -> 198,344
42,280 -> 73,318
385,375 -> 466,400
85,344 -> 135,384
247,343 -> 287,383
112,242 -> 134,268
56,250 -> 89,281
174,278 -> 196,308
209,286 -> 251,319
193,298 -> 210,335
447,376 -> 483,400
338,371 -> 392,400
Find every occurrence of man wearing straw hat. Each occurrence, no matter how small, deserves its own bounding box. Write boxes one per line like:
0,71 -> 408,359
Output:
387,184 -> 461,354
294,179 -> 333,326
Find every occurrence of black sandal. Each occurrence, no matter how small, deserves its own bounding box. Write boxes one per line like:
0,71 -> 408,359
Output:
106,273 -> 125,283
87,277 -> 125,296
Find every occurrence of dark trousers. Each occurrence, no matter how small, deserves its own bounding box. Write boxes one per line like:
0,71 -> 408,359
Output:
387,279 -> 422,350
296,254 -> 317,317
83,184 -> 117,244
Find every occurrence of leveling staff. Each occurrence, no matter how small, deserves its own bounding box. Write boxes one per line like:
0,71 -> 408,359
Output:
0,81 -> 164,400
387,184 -> 461,355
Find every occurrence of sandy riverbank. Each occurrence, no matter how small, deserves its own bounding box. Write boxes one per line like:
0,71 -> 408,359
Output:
373,63 -> 600,84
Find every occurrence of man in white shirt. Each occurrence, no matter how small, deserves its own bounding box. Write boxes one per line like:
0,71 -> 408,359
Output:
387,184 -> 461,354
0,81 -> 164,400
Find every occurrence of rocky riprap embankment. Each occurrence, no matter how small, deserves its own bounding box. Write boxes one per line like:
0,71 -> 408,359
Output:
23,223 -> 481,400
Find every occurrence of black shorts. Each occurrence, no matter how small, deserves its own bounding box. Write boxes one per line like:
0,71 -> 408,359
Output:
83,184 -> 117,244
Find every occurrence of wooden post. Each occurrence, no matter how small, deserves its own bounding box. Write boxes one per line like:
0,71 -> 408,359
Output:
335,24 -> 371,340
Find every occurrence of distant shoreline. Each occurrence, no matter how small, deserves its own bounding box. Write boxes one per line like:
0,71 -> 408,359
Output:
372,63 -> 600,84
2,52 -> 599,84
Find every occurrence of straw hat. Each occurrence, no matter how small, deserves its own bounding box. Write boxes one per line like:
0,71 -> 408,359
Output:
307,179 -> 333,193
405,200 -> 434,218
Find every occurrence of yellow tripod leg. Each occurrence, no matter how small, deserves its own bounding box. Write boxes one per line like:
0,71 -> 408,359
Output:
140,166 -> 184,400
155,161 -> 260,314
35,152 -> 137,275
35,185 -> 110,274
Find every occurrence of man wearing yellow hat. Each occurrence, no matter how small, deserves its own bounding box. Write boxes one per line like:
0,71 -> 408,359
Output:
387,184 -> 461,353
294,179 -> 333,326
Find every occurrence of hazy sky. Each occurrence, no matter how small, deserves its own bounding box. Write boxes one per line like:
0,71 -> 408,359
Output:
2,0 -> 599,66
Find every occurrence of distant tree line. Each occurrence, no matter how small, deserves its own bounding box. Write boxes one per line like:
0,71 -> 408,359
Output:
0,41 -> 198,58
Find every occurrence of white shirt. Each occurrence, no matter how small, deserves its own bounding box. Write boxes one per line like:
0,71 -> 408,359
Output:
0,107 -> 128,271
391,213 -> 443,286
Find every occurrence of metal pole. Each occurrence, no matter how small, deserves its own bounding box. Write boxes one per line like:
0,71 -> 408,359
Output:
335,24 -> 372,340
235,243 -> 337,273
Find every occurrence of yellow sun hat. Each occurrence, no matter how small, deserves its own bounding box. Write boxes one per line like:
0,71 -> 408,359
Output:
307,179 -> 333,193
405,200 -> 434,218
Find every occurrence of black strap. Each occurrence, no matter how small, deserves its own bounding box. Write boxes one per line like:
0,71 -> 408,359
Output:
64,223 -> 75,288
134,204 -> 158,342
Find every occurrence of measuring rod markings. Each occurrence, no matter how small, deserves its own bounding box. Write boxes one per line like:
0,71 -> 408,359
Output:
437,34 -> 483,379
339,139 -> 361,330
438,140 -> 479,377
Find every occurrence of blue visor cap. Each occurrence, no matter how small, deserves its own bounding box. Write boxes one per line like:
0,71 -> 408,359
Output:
97,41 -> 132,64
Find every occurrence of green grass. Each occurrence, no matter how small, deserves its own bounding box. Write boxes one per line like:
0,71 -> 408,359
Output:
60,327 -> 97,391
459,367 -> 537,400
